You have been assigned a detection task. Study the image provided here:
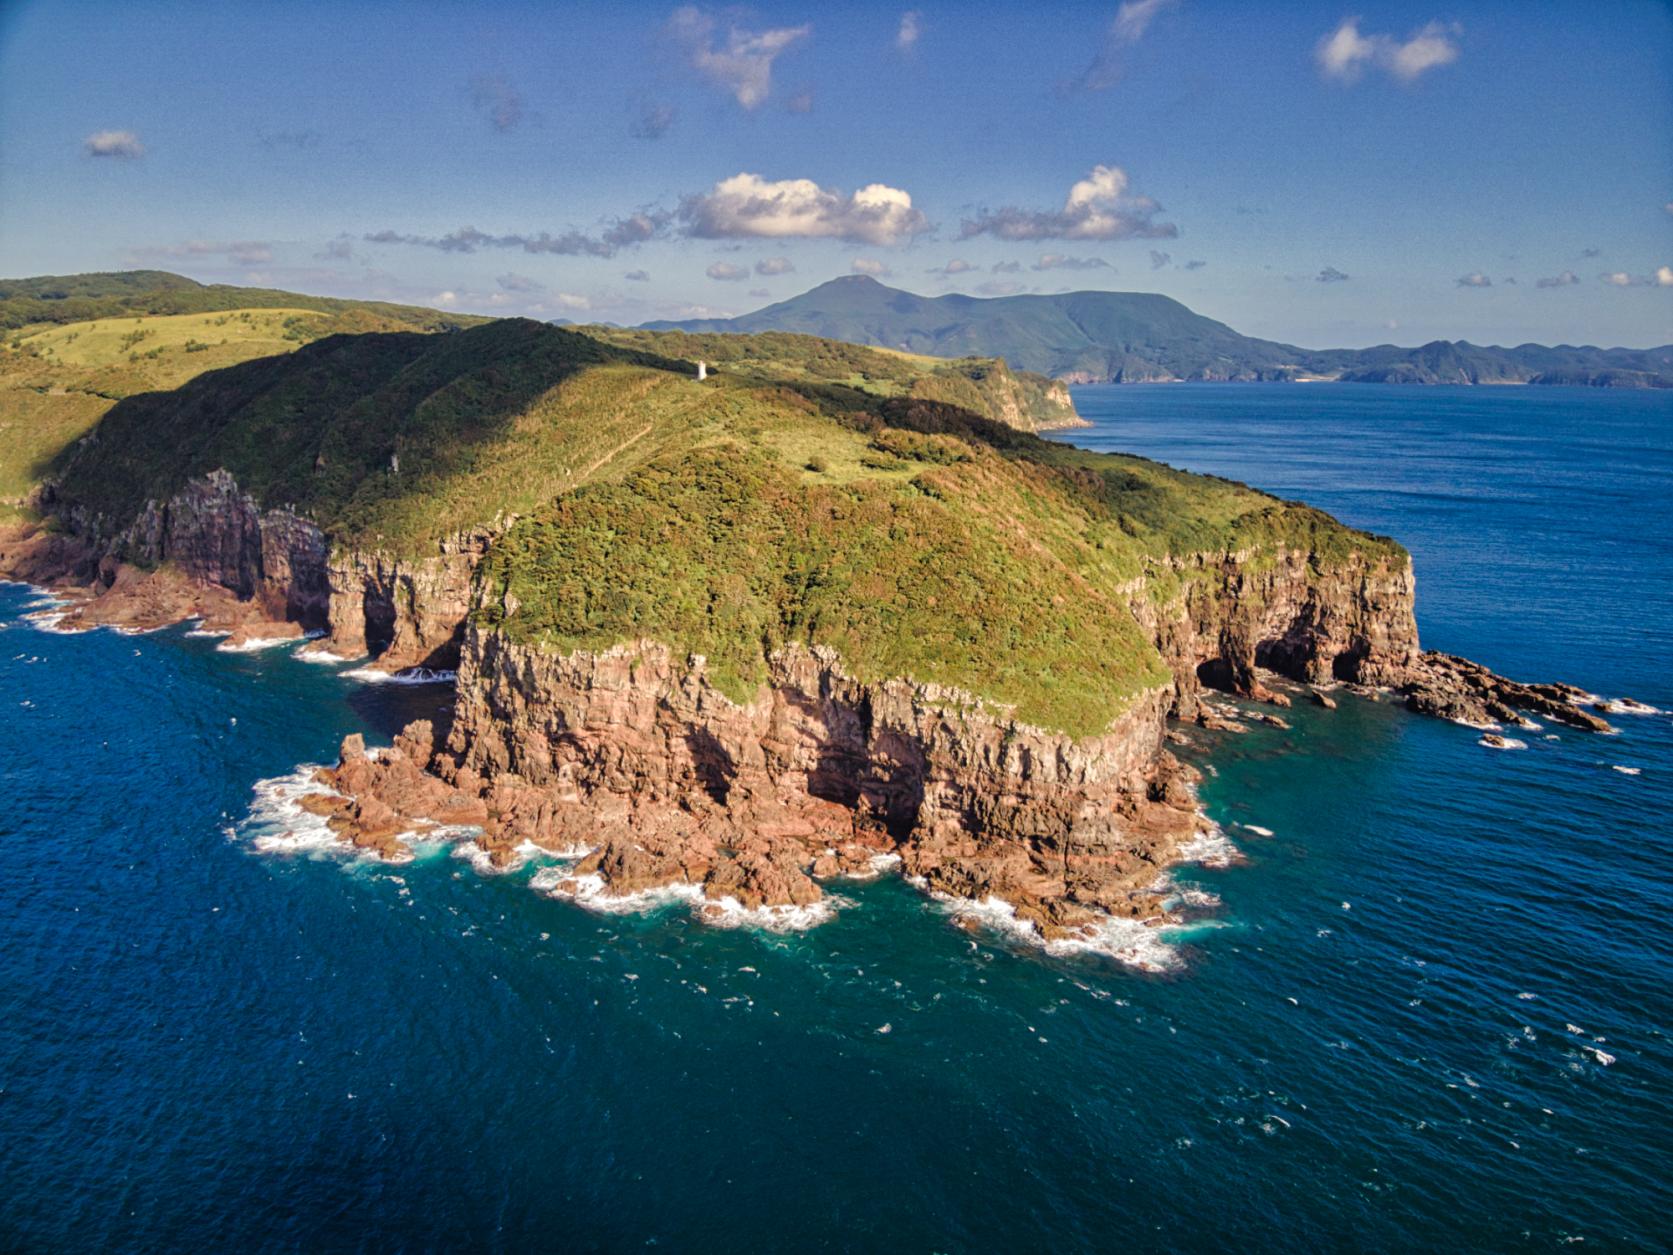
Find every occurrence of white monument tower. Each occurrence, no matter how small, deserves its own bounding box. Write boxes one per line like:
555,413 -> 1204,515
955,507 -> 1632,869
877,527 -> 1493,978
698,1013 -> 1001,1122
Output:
696,359 -> 708,381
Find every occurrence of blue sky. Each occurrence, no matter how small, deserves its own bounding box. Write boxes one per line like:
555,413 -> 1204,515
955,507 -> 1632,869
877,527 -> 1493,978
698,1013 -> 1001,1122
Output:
2,0 -> 1670,347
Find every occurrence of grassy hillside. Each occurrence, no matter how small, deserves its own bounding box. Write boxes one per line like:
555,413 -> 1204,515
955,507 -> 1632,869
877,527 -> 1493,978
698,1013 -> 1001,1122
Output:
586,326 -> 1081,429
46,316 -> 1403,735
0,276 -> 478,512
0,270 -> 481,334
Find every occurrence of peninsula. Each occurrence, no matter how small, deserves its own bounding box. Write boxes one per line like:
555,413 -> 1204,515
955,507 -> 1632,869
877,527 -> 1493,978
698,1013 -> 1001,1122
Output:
0,273 -> 1618,945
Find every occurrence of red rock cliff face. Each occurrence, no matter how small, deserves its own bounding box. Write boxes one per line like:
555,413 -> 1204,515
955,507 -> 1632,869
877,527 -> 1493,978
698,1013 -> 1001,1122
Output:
1130,546 -> 1421,715
372,631 -> 1201,935
23,470 -> 474,668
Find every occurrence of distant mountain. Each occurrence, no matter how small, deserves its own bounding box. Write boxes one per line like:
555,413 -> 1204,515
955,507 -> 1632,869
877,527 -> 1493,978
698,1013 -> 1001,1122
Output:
647,276 -> 1673,388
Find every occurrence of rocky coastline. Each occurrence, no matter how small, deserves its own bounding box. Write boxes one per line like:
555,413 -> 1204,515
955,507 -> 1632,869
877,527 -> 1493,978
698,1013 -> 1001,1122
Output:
0,466 -> 1627,950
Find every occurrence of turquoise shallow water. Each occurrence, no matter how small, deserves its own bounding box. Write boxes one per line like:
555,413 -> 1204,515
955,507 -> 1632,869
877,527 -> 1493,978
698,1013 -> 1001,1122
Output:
2,383 -> 1670,1251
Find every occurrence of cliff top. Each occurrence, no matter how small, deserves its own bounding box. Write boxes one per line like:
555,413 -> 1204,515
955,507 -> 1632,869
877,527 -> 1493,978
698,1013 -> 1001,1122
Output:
35,313 -> 1404,735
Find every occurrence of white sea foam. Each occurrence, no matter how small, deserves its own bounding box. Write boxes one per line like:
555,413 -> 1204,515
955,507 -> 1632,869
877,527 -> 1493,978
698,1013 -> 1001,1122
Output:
1176,824 -> 1242,868
829,851 -> 903,880
295,648 -> 349,664
1603,698 -> 1660,716
1479,736 -> 1527,750
1240,823 -> 1275,837
216,634 -> 301,654
1611,765 -> 1642,776
184,626 -> 231,638
238,764 -> 354,857
932,892 -> 1180,972
529,868 -> 843,932
1451,716 -> 1502,732
451,838 -> 546,875
342,665 -> 458,685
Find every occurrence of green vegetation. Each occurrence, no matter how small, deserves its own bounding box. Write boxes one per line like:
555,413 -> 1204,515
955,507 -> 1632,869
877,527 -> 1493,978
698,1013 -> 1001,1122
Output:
0,270 -> 482,334
0,278 -> 478,510
586,326 -> 1081,430
31,309 -> 1402,734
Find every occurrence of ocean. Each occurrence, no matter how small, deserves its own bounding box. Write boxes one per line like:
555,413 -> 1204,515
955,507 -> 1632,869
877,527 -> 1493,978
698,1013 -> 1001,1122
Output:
2,384 -> 1668,1251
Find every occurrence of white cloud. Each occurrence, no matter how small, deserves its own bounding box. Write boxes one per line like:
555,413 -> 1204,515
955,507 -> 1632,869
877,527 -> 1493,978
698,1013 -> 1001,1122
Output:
496,272 -> 542,292
1534,270 -> 1579,289
1456,271 -> 1492,288
1074,0 -> 1177,92
433,290 -> 459,307
1317,19 -> 1460,85
625,269 -> 651,282
960,164 -> 1175,241
1316,266 -> 1350,283
706,261 -> 750,281
1149,249 -> 1171,270
927,258 -> 976,276
851,257 -> 892,277
1600,269 -> 1669,287
896,10 -> 922,52
553,292 -> 592,310
667,6 -> 809,110
755,256 -> 796,275
84,129 -> 144,158
681,172 -> 929,245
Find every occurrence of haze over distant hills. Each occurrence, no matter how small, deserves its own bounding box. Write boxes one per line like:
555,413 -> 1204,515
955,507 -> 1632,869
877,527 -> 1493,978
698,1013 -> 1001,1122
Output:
648,276 -> 1673,388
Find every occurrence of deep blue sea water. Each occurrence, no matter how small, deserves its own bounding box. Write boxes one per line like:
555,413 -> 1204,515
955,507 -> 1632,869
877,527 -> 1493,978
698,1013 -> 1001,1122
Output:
2,384 -> 1670,1252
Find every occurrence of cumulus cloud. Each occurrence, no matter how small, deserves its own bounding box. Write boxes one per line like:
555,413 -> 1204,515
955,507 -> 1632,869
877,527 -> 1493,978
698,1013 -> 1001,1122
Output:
135,239 -> 275,265
1183,259 -> 1207,270
84,129 -> 144,158
667,6 -> 809,109
927,258 -> 976,276
1456,271 -> 1492,287
680,172 -> 929,245
496,272 -> 542,292
706,261 -> 750,281
960,164 -> 1176,241
365,211 -> 672,258
990,260 -> 1022,274
1316,18 -> 1460,84
851,257 -> 892,277
624,269 -> 651,282
1599,269 -> 1673,287
1316,266 -> 1350,283
1032,254 -> 1110,271
1149,249 -> 1171,270
1072,0 -> 1177,92
470,74 -> 525,131
632,103 -> 675,140
896,10 -> 923,52
977,280 -> 1027,296
754,256 -> 795,275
